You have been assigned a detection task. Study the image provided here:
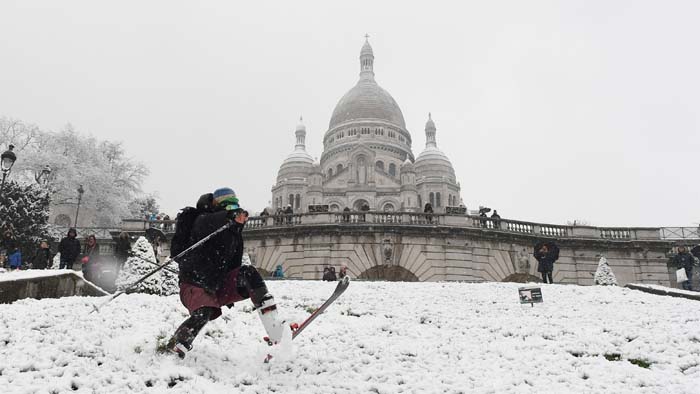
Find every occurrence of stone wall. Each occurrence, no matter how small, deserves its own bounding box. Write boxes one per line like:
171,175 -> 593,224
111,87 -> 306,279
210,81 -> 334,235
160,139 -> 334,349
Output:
0,272 -> 108,304
242,218 -> 674,286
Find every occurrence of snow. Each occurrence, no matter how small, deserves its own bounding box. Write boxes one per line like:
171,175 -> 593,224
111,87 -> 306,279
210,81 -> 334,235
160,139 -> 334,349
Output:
0,268 -> 77,282
1,281 -> 699,393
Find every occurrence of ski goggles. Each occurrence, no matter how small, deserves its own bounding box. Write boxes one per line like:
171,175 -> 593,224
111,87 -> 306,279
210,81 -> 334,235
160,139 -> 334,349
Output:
218,196 -> 240,211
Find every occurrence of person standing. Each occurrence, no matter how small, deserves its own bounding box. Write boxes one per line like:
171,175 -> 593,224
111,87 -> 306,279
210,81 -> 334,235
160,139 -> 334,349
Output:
490,210 -> 501,229
1,226 -> 17,268
58,228 -> 81,270
534,241 -> 559,284
31,240 -> 52,269
671,246 -> 695,291
7,246 -> 22,271
164,187 -> 286,358
80,235 -> 100,283
114,232 -> 131,274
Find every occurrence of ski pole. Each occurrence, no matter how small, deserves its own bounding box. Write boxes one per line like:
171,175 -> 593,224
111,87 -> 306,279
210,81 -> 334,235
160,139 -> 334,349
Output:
90,220 -> 235,313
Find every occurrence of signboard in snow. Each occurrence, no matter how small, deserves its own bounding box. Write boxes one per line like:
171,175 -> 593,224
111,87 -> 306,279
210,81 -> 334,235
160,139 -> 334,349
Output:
519,286 -> 543,306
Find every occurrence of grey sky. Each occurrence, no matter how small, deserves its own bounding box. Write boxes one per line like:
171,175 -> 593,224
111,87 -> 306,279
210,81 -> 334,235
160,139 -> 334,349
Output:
1,1 -> 698,227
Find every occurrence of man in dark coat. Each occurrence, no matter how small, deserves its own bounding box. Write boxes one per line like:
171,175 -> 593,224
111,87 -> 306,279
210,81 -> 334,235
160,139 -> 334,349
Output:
671,246 -> 696,291
534,241 -> 558,284
114,232 -> 131,273
58,228 -> 81,269
31,240 -> 52,269
164,187 -> 286,358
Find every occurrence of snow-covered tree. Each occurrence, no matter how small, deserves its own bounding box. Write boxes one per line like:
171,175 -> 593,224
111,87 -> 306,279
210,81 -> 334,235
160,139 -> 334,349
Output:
0,180 -> 51,255
594,256 -> 618,286
115,236 -> 177,295
128,195 -> 160,219
1,117 -> 150,226
161,260 -> 179,296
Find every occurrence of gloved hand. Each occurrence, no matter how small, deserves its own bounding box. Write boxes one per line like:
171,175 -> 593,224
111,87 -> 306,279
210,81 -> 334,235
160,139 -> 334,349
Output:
81,256 -> 89,264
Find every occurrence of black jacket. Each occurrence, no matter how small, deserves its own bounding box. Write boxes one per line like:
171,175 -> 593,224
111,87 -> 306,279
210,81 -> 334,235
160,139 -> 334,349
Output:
115,238 -> 131,262
58,237 -> 81,263
672,251 -> 695,270
178,210 -> 244,292
31,248 -> 52,269
534,242 -> 559,273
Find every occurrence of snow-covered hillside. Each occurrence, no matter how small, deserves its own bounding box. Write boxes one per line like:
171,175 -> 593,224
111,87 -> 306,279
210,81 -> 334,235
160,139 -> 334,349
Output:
1,281 -> 698,393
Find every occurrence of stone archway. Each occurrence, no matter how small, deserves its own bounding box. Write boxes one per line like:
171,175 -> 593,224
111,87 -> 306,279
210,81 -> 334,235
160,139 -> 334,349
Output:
353,199 -> 369,211
358,265 -> 418,281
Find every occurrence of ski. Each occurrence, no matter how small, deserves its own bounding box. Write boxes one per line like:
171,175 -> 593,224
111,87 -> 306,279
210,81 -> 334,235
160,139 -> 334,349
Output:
263,276 -> 350,362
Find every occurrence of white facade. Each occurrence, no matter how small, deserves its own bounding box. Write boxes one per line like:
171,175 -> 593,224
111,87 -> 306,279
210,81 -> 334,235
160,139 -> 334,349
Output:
272,39 -> 461,213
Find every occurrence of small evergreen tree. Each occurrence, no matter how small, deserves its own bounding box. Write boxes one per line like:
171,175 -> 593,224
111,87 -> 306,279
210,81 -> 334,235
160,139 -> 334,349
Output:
160,259 -> 179,296
594,256 -> 618,286
115,237 -> 158,294
115,236 -> 177,295
0,180 -> 51,256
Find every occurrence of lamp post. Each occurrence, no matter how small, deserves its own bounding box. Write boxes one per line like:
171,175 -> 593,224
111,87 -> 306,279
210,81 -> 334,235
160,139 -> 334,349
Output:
1,144 -> 17,194
74,184 -> 84,227
35,164 -> 52,187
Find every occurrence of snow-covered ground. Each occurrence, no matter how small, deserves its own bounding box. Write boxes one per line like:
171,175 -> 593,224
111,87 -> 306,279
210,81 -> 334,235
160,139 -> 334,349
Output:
1,281 -> 699,393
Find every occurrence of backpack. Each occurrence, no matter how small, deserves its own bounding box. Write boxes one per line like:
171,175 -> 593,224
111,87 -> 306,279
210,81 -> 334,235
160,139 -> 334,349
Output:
170,193 -> 214,257
548,243 -> 560,261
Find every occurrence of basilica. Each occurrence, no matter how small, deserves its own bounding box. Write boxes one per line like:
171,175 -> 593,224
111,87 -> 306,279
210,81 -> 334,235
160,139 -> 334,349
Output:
272,38 -> 462,213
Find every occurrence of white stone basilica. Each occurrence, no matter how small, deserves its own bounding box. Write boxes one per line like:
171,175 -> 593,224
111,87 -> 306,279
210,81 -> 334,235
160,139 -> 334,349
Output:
272,38 -> 461,213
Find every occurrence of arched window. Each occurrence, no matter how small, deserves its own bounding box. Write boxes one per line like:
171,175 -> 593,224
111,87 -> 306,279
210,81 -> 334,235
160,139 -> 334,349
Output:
375,161 -> 384,172
295,194 -> 301,209
336,164 -> 343,174
388,163 -> 396,177
418,194 -> 422,208
330,204 -> 340,212
54,214 -> 72,227
288,194 -> 294,207
383,203 -> 395,212
429,192 -> 435,206
328,168 -> 333,177
436,192 -> 441,207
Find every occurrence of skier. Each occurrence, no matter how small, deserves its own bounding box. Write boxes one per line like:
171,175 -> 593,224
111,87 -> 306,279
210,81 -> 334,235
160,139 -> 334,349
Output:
163,187 -> 286,358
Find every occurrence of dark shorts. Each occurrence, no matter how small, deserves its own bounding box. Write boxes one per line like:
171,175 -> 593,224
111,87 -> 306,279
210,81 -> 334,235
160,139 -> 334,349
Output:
179,268 -> 248,320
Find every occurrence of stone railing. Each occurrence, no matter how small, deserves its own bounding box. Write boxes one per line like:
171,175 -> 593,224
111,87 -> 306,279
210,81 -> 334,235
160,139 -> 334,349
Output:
111,213 -> 699,242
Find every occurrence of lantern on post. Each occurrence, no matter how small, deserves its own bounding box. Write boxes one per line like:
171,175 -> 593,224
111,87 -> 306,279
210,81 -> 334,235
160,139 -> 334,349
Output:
1,144 -> 17,194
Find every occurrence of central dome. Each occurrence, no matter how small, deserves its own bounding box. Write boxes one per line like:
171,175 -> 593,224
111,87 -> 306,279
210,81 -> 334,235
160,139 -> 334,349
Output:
328,80 -> 406,130
328,39 -> 406,130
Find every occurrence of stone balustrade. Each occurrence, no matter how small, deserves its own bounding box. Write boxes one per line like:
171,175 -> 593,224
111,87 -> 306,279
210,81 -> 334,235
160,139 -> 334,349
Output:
59,215 -> 698,244
235,212 -> 691,241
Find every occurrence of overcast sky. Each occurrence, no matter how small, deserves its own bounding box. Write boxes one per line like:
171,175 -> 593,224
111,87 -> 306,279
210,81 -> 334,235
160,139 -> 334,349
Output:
1,1 -> 698,227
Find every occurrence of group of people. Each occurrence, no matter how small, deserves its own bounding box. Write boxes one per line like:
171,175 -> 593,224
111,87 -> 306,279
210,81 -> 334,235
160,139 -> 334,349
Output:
1,226 -> 56,271
322,265 -> 348,281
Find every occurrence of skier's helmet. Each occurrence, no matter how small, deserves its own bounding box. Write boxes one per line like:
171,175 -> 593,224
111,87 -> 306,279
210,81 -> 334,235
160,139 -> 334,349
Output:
213,187 -> 239,211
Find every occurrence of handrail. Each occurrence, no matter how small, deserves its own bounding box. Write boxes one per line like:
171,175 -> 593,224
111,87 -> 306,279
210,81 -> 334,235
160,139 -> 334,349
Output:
71,214 -> 699,242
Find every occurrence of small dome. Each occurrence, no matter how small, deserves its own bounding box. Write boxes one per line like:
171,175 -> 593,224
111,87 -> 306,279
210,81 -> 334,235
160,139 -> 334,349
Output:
415,113 -> 455,178
414,146 -> 455,178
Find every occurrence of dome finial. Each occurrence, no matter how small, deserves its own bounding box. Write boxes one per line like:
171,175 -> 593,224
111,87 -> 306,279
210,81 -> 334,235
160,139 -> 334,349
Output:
295,117 -> 307,150
425,113 -> 437,148
359,35 -> 375,80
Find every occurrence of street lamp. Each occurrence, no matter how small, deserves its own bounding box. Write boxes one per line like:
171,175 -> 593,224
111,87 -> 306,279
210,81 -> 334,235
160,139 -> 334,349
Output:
35,164 -> 52,186
74,184 -> 85,227
1,144 -> 17,193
